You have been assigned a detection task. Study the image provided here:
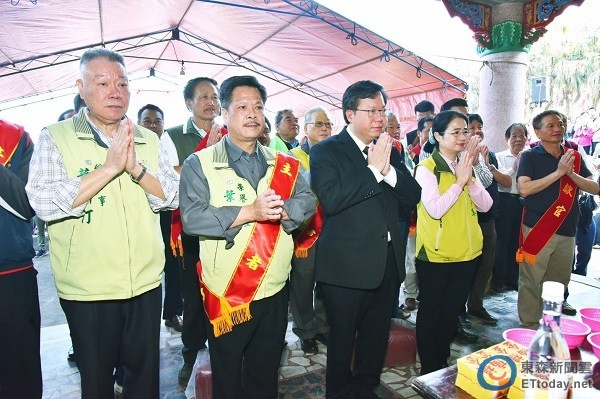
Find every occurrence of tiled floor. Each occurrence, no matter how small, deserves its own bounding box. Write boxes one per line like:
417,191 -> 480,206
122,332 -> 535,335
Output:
35,250 -> 600,398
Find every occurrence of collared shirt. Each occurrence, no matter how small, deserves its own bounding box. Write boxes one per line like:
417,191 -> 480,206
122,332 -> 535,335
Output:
161,118 -> 206,166
473,154 -> 493,188
179,136 -> 315,247
275,133 -> 298,150
346,126 -> 398,241
26,111 -> 179,222
496,149 -> 519,194
346,125 -> 397,188
517,144 -> 592,236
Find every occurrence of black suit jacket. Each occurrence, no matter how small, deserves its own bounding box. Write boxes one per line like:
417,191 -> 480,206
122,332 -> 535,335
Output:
310,128 -> 421,290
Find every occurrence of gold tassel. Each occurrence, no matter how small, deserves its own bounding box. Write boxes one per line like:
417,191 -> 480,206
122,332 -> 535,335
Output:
515,249 -> 524,263
295,248 -> 308,258
170,239 -> 184,257
516,249 -> 536,265
212,317 -> 233,338
210,303 -> 252,337
219,296 -> 234,327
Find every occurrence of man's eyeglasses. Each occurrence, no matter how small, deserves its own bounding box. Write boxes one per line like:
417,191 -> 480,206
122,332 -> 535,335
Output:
355,109 -> 387,118
444,130 -> 469,138
306,121 -> 333,129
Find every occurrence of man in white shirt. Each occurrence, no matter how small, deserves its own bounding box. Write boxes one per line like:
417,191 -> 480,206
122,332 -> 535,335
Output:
493,123 -> 528,293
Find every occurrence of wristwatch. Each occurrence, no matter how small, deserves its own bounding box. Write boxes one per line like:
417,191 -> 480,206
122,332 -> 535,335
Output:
130,163 -> 147,184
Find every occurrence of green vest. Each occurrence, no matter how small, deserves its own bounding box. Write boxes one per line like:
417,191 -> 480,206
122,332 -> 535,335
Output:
415,149 -> 483,263
290,146 -> 310,170
268,134 -> 290,153
196,140 -> 294,300
46,112 -> 164,301
166,118 -> 203,165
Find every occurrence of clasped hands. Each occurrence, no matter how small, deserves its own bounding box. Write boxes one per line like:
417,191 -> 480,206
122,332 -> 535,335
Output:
104,118 -> 142,177
557,149 -> 576,177
366,132 -> 393,175
251,189 -> 287,222
456,135 -> 482,187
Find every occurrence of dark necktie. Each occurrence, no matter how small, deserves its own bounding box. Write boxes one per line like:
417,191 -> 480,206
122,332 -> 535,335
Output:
363,146 -> 369,157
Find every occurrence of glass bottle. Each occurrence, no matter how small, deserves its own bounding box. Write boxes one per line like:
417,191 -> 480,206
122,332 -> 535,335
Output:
525,281 -> 571,399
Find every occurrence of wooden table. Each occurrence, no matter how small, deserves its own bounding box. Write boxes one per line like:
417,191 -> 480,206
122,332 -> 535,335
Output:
412,347 -> 599,399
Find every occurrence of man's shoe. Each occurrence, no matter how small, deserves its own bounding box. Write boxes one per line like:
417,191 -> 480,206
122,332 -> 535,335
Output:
562,301 -> 577,316
35,249 -> 46,258
300,338 -> 318,355
454,322 -> 479,343
67,346 -> 76,363
404,297 -> 417,311
178,362 -> 193,387
468,308 -> 498,325
165,315 -> 183,332
114,382 -> 123,398
314,333 -> 328,346
593,244 -> 600,249
458,313 -> 472,326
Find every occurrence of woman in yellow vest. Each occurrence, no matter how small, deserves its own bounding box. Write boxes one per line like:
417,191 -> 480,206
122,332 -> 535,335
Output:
413,110 -> 492,374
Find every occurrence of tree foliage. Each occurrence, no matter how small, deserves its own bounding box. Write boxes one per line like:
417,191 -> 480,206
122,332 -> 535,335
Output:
527,23 -> 600,116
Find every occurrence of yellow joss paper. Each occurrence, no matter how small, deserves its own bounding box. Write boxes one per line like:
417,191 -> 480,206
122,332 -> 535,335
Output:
456,340 -> 529,397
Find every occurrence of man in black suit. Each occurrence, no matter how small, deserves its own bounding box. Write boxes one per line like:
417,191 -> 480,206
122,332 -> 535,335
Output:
310,80 -> 421,398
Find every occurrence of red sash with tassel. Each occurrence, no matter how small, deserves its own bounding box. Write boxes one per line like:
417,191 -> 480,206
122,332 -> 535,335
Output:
198,152 -> 300,337
516,148 -> 581,265
0,120 -> 25,167
294,204 -> 323,258
170,127 -> 228,257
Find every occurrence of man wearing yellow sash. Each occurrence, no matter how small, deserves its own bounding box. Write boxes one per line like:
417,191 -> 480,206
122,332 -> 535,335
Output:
179,76 -> 315,399
517,110 -> 598,329
289,106 -> 332,355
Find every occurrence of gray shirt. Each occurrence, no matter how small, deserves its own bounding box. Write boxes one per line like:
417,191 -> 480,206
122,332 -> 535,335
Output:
179,136 -> 315,248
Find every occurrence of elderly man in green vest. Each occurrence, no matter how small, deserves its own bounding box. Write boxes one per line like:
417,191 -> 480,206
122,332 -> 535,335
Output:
26,47 -> 179,398
179,75 -> 315,399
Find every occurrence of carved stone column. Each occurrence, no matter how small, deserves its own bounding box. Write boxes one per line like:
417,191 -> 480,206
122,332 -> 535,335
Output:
442,0 -> 586,152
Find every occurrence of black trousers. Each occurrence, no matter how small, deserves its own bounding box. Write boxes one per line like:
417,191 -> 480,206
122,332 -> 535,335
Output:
60,286 -> 162,399
159,211 -> 182,320
493,193 -> 522,289
179,232 -> 208,364
322,244 -> 398,398
467,220 -> 496,311
207,286 -> 289,399
0,267 -> 42,399
416,258 -> 478,374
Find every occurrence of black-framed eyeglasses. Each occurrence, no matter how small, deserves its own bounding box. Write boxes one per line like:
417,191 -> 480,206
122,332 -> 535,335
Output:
355,108 -> 387,118
444,129 -> 469,138
306,121 -> 333,129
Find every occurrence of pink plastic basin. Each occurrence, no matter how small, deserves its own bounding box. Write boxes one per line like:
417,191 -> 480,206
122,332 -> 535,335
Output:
503,328 -> 536,347
560,318 -> 591,349
586,332 -> 600,360
580,308 -> 600,333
